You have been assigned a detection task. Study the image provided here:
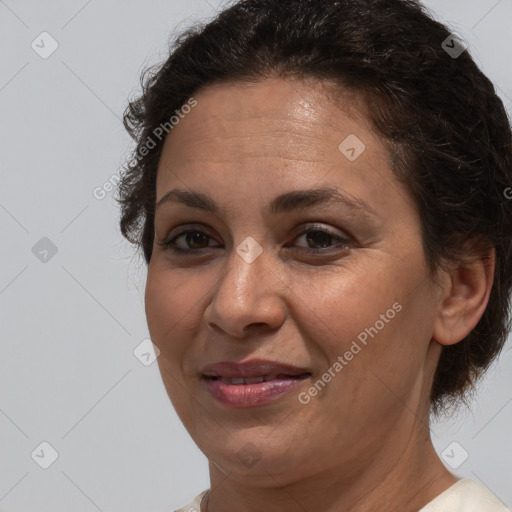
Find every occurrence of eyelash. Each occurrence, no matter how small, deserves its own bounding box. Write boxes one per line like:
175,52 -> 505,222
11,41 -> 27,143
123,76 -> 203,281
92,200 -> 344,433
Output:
156,224 -> 352,255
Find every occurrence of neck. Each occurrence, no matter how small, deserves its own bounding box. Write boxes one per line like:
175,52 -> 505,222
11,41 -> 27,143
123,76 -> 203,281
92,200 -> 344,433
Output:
202,415 -> 457,512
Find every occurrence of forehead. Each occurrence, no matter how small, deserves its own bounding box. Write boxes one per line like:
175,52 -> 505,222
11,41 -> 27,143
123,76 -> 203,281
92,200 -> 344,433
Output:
154,78 -> 415,221
159,77 -> 377,161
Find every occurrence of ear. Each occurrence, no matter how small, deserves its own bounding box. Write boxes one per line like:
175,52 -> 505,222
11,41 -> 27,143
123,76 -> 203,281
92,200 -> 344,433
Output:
432,246 -> 495,346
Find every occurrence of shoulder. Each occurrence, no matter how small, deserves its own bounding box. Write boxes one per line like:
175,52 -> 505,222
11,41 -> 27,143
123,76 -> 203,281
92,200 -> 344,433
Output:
173,490 -> 209,512
419,479 -> 510,512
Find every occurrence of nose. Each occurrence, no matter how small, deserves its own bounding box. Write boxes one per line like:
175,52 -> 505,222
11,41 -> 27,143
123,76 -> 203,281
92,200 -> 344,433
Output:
204,242 -> 287,339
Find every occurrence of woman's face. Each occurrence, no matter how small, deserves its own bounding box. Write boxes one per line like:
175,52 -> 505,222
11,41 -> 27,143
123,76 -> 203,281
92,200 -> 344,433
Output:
145,78 -> 444,483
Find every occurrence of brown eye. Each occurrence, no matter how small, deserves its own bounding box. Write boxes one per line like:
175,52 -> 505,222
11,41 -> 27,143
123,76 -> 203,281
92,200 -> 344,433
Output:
289,226 -> 351,252
156,224 -> 351,255
157,228 -> 221,253
181,231 -> 210,250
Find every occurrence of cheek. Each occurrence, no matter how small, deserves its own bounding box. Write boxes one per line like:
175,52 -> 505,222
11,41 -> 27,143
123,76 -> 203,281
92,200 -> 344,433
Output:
301,256 -> 432,400
318,289 -> 434,419
295,263 -> 403,353
145,267 -> 202,419
145,271 -> 169,340
144,265 -> 198,356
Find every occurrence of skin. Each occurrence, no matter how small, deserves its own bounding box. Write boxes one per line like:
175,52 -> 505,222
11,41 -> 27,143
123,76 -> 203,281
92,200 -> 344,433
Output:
145,77 -> 494,512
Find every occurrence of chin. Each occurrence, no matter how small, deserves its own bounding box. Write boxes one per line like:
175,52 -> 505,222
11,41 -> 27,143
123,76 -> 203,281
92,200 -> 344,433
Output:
203,432 -> 309,479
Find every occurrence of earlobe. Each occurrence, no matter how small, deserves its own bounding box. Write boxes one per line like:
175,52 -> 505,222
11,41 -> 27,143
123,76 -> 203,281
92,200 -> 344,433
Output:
432,247 -> 495,347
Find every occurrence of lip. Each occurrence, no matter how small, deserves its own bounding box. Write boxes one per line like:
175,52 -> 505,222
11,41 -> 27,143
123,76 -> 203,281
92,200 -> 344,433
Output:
201,359 -> 312,408
201,359 -> 311,378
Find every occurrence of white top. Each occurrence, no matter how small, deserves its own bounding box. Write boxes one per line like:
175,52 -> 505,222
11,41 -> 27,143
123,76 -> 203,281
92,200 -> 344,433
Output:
418,478 -> 510,511
174,479 -> 510,512
175,490 -> 208,512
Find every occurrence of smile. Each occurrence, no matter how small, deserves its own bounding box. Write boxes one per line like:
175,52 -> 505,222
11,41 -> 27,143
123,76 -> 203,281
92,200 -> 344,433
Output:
203,373 -> 311,407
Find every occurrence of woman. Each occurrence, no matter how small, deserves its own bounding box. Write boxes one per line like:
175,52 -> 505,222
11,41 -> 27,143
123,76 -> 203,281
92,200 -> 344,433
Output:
116,0 -> 512,510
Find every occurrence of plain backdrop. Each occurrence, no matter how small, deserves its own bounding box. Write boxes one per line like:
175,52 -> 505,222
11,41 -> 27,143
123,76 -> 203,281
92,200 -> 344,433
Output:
1,1 -> 511,511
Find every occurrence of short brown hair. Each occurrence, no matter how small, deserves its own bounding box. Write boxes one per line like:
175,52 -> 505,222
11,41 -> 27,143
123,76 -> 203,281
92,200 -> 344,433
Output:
116,0 -> 512,415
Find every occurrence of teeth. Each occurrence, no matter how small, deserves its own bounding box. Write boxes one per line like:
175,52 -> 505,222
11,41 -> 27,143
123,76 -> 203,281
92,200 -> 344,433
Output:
244,376 -> 265,384
220,375 -> 280,385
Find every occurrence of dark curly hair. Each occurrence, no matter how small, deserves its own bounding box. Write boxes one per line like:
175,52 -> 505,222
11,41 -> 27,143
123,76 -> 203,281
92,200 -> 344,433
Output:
116,0 -> 512,415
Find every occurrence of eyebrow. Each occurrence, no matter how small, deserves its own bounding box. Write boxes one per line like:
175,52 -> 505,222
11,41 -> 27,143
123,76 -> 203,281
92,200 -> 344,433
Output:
155,187 -> 381,220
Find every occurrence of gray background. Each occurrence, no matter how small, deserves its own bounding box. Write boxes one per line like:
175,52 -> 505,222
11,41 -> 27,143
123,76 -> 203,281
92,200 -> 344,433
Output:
0,1 -> 511,511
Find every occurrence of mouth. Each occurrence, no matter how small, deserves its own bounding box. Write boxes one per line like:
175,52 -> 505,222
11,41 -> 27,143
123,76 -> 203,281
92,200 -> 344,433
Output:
203,373 -> 311,385
200,358 -> 312,379
201,361 -> 312,407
